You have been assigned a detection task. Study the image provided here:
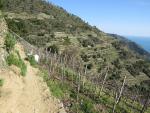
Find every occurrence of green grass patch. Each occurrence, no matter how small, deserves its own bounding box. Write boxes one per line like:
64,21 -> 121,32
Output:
62,67 -> 77,81
4,33 -> 16,52
38,67 -> 149,113
80,97 -> 97,113
6,52 -> 27,76
26,55 -> 37,66
0,79 -> 4,87
46,80 -> 64,98
39,70 -> 68,99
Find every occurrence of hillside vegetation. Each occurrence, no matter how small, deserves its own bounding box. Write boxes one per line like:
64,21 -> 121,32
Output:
0,9 -> 66,113
0,0 -> 150,113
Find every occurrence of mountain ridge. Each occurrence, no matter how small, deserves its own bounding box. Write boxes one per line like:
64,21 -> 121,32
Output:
108,33 -> 150,59
126,35 -> 150,53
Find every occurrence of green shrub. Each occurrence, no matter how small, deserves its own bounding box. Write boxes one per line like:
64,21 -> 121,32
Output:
63,37 -> 71,45
40,69 -> 72,99
20,60 -> 27,76
0,79 -> 4,87
47,80 -> 64,98
81,53 -> 89,62
6,53 -> 27,76
78,38 -> 95,47
109,73 -> 121,80
109,68 -> 121,80
62,67 -> 77,81
6,53 -> 19,66
4,33 -> 16,52
27,55 -> 37,66
81,98 -> 96,113
0,0 -> 5,9
40,70 -> 64,98
6,18 -> 28,36
82,39 -> 94,47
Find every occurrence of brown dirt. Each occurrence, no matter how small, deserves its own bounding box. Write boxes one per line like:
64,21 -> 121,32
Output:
0,43 -> 66,113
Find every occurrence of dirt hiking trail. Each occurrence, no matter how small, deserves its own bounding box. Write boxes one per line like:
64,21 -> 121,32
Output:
0,43 -> 66,113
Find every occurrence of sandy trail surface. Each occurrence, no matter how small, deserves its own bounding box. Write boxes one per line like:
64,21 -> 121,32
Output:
0,44 -> 66,113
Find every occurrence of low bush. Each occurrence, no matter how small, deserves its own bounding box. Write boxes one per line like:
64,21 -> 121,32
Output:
40,70 -> 65,99
0,0 -> 5,9
0,79 -> 4,87
6,52 -> 27,76
4,33 -> 16,52
82,39 -> 94,47
20,61 -> 27,76
62,67 -> 77,81
81,53 -> 89,62
81,98 -> 95,113
47,80 -> 64,98
63,37 -> 71,45
6,53 -> 19,66
27,55 -> 37,66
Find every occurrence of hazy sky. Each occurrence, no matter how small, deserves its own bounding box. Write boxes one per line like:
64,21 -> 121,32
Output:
48,0 -> 150,37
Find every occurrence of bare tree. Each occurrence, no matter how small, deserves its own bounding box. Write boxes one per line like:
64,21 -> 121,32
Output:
77,72 -> 81,101
76,72 -> 81,113
82,64 -> 88,93
61,57 -> 65,85
140,93 -> 150,113
113,76 -> 126,113
99,66 -> 109,97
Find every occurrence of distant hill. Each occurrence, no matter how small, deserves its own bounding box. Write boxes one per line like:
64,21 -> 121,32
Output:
108,34 -> 150,60
127,36 -> 150,53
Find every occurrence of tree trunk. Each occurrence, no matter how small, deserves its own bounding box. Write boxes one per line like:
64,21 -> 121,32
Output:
99,66 -> 109,97
140,93 -> 150,113
113,76 -> 126,113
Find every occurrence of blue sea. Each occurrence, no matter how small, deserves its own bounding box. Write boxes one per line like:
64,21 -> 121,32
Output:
126,36 -> 150,53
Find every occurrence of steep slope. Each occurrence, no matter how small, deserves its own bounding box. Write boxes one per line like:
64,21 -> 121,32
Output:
0,11 -> 66,113
0,46 -> 66,113
1,0 -> 150,86
0,0 -> 150,112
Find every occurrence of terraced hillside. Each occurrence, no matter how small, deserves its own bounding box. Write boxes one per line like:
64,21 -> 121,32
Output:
1,0 -> 150,87
0,0 -> 150,113
0,10 -> 67,113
